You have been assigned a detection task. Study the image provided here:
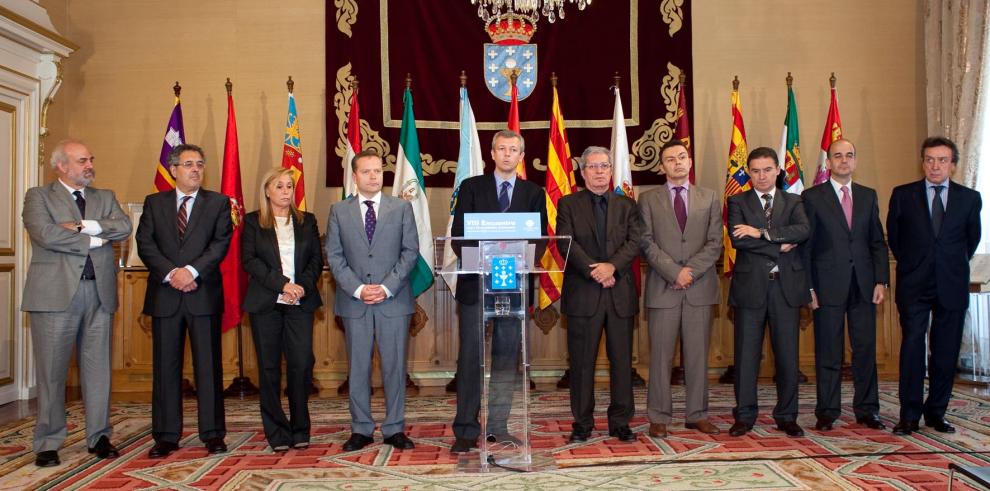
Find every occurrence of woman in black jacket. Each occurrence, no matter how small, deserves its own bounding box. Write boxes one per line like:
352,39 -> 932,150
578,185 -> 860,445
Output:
242,167 -> 323,452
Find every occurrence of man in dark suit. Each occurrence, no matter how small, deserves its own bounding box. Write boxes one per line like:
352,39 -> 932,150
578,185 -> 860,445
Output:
136,143 -> 233,458
887,136 -> 982,435
326,150 -> 419,451
22,139 -> 132,467
727,147 -> 810,438
802,138 -> 889,432
556,146 -> 644,443
448,129 -> 548,453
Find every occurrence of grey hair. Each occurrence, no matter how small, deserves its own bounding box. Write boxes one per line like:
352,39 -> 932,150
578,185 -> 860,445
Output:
491,129 -> 525,153
167,143 -> 206,167
579,146 -> 611,170
49,138 -> 86,169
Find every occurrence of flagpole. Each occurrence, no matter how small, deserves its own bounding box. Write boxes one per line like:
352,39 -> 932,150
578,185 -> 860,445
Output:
445,70 -> 469,395
222,77 -> 258,399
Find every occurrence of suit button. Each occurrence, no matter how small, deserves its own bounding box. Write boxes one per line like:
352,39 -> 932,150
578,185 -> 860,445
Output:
677,260 -> 685,266
681,238 -> 687,243
368,254 -> 373,258
366,274 -> 372,277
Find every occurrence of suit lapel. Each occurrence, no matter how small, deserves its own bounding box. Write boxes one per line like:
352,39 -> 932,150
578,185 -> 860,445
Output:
50,181 -> 82,220
605,192 -> 622,253
161,190 -> 179,244
685,185 -> 705,235
747,190 -> 768,226
370,197 -> 391,249
292,214 -> 304,274
350,197 -> 370,247
581,191 -> 602,249
769,190 -> 786,226
916,180 -> 936,238
182,191 -> 208,243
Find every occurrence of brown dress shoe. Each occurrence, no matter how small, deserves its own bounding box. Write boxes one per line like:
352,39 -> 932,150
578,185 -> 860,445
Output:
648,423 -> 668,438
686,419 -> 720,435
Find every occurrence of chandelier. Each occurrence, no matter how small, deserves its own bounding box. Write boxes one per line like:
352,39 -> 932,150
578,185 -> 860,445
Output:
471,0 -> 591,24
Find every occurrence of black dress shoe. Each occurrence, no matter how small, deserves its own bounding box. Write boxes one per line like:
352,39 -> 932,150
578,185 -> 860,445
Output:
486,433 -> 523,446
569,430 -> 590,443
148,441 -> 179,459
204,437 -> 227,454
924,418 -> 956,433
608,426 -> 636,442
856,414 -> 887,430
892,420 -> 919,435
814,417 -> 834,431
450,437 -> 478,453
383,432 -> 415,450
729,422 -> 752,437
35,450 -> 60,467
342,433 -> 374,451
88,435 -> 120,459
776,421 -> 805,437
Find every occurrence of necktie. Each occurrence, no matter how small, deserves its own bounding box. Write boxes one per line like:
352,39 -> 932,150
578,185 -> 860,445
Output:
73,191 -> 96,279
498,181 -> 511,212
177,195 -> 191,240
594,193 -> 607,256
673,186 -> 687,233
840,185 -> 853,229
762,193 -> 773,228
932,185 -> 945,235
364,200 -> 377,243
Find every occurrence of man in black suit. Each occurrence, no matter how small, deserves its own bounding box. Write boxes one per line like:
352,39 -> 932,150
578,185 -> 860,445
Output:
556,146 -> 644,443
136,143 -> 233,458
727,147 -> 810,438
448,129 -> 548,453
802,139 -> 889,432
887,136 -> 982,435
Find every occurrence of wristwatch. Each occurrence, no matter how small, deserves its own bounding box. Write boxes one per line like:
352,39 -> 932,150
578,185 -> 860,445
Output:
74,221 -> 83,233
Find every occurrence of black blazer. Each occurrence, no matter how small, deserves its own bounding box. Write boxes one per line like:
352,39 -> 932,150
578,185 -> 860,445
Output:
450,174 -> 549,305
241,211 -> 324,313
136,189 -> 233,317
727,189 -> 811,308
556,190 -> 644,318
801,182 -> 889,305
887,179 -> 982,310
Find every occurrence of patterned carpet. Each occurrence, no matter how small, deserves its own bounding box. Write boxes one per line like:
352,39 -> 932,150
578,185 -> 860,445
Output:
1,382 -> 989,490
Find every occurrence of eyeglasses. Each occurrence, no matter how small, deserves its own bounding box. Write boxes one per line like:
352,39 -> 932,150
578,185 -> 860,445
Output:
177,161 -> 205,169
923,156 -> 953,166
584,162 -> 612,171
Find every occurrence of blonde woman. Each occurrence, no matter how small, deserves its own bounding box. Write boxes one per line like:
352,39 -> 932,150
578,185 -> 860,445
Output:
242,167 -> 323,452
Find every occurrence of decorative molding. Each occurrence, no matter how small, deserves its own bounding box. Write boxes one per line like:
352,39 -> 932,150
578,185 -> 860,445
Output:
533,305 -> 559,335
333,63 -> 392,176
38,55 -> 62,166
659,0 -> 684,37
410,302 -> 428,337
630,62 -> 681,174
334,0 -> 358,38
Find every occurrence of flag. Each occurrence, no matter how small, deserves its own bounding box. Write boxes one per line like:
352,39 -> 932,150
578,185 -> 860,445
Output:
442,87 -> 486,296
609,86 -> 642,294
392,87 -> 435,297
342,86 -> 361,199
814,85 -> 843,185
281,91 -> 307,211
673,76 -> 696,184
219,88 -> 246,333
722,87 -> 751,276
778,85 -> 805,194
154,94 -> 185,191
507,79 -> 527,179
538,85 -> 575,309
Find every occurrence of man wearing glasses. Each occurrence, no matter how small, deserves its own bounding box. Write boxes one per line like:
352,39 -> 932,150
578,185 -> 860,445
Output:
136,144 -> 233,458
556,146 -> 645,443
887,136 -> 982,435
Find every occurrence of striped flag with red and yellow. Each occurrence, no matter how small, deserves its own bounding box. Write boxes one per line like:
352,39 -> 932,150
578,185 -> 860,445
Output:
538,84 -> 575,309
722,82 -> 751,276
281,86 -> 307,211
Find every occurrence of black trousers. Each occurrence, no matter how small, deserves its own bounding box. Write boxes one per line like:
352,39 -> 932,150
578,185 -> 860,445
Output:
249,304 -> 315,447
567,289 -> 634,433
151,310 -> 225,444
733,280 -> 800,425
813,274 -> 879,420
897,284 -> 966,422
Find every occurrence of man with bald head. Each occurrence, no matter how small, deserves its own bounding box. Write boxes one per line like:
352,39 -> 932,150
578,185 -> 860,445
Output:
22,139 -> 132,467
801,138 -> 889,432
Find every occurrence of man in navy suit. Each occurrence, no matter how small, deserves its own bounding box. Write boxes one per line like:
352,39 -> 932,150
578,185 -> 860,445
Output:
887,136 -> 982,435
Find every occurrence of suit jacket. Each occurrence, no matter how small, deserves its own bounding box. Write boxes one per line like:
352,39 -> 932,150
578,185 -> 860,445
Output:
241,211 -> 324,313
325,195 -> 419,318
449,174 -> 549,305
556,190 -> 643,318
887,179 -> 981,309
22,181 -> 132,313
136,189 -> 233,317
801,182 -> 889,305
727,189 -> 811,308
638,185 -> 723,309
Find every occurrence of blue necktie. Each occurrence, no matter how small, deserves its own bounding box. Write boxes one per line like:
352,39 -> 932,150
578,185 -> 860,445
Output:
498,181 -> 511,212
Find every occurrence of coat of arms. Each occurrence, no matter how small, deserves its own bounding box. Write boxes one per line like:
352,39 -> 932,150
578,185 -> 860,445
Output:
483,12 -> 538,102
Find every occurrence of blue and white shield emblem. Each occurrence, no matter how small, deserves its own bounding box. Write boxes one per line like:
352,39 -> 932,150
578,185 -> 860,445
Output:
484,43 -> 537,102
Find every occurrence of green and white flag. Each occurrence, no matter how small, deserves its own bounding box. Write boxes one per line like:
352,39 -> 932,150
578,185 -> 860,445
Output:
392,87 -> 435,297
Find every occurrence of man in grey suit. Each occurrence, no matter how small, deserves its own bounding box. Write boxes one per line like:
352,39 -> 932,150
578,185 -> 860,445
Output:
22,139 -> 132,467
639,140 -> 723,438
326,149 -> 419,451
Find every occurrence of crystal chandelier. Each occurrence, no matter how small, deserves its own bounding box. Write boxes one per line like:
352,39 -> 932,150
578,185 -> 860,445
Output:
471,0 -> 591,24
